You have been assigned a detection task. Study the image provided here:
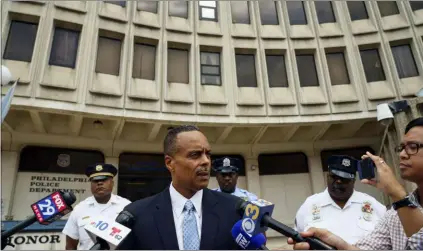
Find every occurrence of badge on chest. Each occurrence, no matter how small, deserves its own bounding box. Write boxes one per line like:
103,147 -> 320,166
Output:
311,204 -> 321,221
361,201 -> 373,221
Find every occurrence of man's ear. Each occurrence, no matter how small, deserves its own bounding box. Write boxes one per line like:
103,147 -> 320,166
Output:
165,155 -> 174,173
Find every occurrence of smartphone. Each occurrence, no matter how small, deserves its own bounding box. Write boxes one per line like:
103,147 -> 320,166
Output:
358,158 -> 376,180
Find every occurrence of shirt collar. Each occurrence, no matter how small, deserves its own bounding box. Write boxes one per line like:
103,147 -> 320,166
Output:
216,186 -> 239,193
320,188 -> 361,207
87,194 -> 118,205
170,183 -> 203,219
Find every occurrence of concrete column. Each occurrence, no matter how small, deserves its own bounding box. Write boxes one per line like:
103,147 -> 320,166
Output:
244,157 -> 261,198
1,150 -> 19,220
307,154 -> 326,194
105,157 -> 119,195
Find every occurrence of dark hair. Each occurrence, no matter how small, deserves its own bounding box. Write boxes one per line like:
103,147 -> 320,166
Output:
163,125 -> 200,156
405,117 -> 423,134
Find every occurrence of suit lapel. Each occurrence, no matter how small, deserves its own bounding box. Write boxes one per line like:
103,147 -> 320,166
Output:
153,188 -> 179,250
200,189 -> 219,250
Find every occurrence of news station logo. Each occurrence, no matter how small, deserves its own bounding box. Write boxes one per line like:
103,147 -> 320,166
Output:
89,220 -> 124,241
31,191 -> 68,224
235,233 -> 250,249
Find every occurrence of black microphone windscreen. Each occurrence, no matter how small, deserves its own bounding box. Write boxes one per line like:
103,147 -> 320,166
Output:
236,199 -> 249,215
62,191 -> 77,206
115,210 -> 135,228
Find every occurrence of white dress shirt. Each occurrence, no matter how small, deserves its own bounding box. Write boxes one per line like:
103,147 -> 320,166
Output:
295,189 -> 387,245
169,183 -> 203,250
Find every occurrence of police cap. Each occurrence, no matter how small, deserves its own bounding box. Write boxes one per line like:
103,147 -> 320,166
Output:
213,157 -> 240,174
327,155 -> 357,179
86,163 -> 117,181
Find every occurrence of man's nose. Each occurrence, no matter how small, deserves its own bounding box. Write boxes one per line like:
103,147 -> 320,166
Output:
399,147 -> 409,159
335,179 -> 343,184
200,153 -> 210,165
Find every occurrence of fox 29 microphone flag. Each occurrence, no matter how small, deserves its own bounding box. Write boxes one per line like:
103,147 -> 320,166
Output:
1,79 -> 18,124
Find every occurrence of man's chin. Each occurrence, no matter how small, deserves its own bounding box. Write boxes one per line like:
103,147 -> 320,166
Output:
195,180 -> 209,190
222,188 -> 235,194
400,170 -> 418,182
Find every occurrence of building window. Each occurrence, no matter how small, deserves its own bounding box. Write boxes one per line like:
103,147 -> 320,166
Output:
104,1 -> 126,7
347,1 -> 368,21
235,54 -> 257,87
200,52 -> 221,86
410,1 -> 423,11
231,1 -> 250,24
169,1 -> 188,18
137,1 -> 158,13
315,1 -> 336,24
95,36 -> 122,76
19,146 -> 104,174
118,153 -> 171,202
199,1 -> 217,21
378,1 -> 399,17
3,20 -> 38,62
258,153 -> 309,175
391,44 -> 419,79
326,52 -> 350,85
259,1 -> 279,25
168,48 -> 189,83
49,27 -> 80,68
133,43 -> 156,80
266,54 -> 288,87
359,48 -> 386,83
296,53 -> 319,87
287,1 -> 307,25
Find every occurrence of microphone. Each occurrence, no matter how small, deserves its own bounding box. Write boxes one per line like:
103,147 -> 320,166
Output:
231,219 -> 267,250
237,199 -> 336,250
85,214 -> 132,250
1,191 -> 76,249
87,210 -> 135,250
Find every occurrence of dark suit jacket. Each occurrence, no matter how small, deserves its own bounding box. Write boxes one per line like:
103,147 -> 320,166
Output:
117,187 -> 242,250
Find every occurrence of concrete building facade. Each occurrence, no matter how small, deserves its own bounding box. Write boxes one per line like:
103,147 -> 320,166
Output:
1,0 -> 423,249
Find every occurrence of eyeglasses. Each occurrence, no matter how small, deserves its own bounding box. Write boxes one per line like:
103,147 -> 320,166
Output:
395,142 -> 423,155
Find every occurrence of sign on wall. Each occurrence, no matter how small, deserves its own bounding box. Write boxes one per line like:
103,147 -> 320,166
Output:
12,172 -> 91,219
5,146 -> 104,220
3,232 -> 65,250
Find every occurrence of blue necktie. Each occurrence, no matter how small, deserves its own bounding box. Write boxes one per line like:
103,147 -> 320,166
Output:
182,200 -> 200,250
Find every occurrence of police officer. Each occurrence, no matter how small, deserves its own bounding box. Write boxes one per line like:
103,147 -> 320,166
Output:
212,157 -> 258,201
294,155 -> 387,245
62,164 -> 131,250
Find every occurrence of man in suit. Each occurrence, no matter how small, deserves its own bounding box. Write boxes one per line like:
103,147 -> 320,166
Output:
117,125 -> 242,250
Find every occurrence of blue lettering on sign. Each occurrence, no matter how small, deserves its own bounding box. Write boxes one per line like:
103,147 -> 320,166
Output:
93,221 -> 109,231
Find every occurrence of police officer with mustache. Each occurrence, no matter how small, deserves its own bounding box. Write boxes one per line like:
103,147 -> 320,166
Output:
212,157 -> 258,202
294,155 -> 386,245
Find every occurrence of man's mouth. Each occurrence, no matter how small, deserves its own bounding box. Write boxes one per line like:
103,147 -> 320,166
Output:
332,186 -> 345,193
96,187 -> 105,192
196,170 -> 209,178
399,163 -> 411,169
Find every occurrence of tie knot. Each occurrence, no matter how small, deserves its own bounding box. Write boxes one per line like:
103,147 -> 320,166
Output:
184,200 -> 195,212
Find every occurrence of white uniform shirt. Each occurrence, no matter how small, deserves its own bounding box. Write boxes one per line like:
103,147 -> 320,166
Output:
295,189 -> 387,245
212,187 -> 258,202
62,194 -> 131,250
169,183 -> 203,250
